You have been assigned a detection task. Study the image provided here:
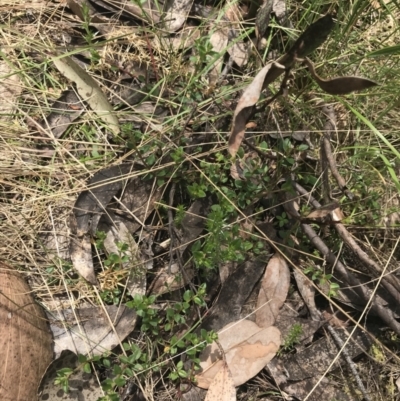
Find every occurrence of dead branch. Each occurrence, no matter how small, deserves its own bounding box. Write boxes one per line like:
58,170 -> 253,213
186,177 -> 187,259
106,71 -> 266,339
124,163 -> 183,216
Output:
293,182 -> 400,300
320,102 -> 354,200
300,222 -> 400,335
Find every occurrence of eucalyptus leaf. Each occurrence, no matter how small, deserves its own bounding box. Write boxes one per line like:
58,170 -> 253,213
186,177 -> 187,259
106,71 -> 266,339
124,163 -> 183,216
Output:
288,14 -> 335,58
52,55 -> 120,135
255,0 -> 274,41
304,57 -> 378,95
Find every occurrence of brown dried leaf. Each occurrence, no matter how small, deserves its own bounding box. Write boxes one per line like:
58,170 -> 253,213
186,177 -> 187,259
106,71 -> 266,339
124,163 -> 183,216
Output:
149,263 -> 195,295
0,266 -> 53,401
255,253 -> 290,328
256,253 -> 290,327
304,202 -> 344,222
52,55 -> 120,134
228,62 -> 285,157
304,57 -> 378,95
288,14 -> 335,58
196,320 -> 281,388
204,363 -> 236,401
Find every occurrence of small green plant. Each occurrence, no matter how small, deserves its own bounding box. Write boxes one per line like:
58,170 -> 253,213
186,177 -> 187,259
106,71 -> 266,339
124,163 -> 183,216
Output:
80,3 -> 101,62
278,323 -> 303,355
304,265 -> 340,297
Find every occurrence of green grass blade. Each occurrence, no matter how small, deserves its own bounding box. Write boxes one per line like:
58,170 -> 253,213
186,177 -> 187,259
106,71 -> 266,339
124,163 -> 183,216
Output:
367,45 -> 400,57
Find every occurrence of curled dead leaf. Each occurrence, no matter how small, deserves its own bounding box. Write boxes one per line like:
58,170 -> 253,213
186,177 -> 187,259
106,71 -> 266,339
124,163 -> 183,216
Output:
288,14 -> 335,58
228,61 -> 285,157
304,57 -> 378,95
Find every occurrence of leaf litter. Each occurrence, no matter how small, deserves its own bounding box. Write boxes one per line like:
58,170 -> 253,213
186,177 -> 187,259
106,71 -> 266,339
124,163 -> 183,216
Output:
0,3 -> 396,401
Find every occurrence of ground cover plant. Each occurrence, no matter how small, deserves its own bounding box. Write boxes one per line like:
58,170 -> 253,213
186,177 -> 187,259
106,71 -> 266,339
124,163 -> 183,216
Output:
1,0 -> 400,400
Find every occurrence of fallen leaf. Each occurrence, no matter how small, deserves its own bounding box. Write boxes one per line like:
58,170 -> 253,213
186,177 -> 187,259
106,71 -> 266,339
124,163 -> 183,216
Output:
164,0 -> 193,32
304,201 -> 342,222
255,253 -> 290,328
0,59 -> 22,121
255,0 -> 273,42
52,55 -> 120,135
196,320 -> 281,388
228,61 -> 285,157
39,89 -> 85,138
149,263 -> 195,295
204,362 -> 236,401
209,29 -> 228,85
38,350 -> 104,401
304,57 -> 378,95
100,220 -> 149,297
288,14 -> 335,58
70,164 -> 137,283
48,305 -> 137,357
0,265 -> 53,401
200,257 -> 267,332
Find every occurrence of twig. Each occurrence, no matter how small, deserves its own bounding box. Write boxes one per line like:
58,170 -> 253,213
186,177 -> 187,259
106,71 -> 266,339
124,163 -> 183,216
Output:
167,183 -> 177,274
293,181 -> 400,299
320,103 -> 354,200
300,222 -> 400,334
325,324 -> 372,401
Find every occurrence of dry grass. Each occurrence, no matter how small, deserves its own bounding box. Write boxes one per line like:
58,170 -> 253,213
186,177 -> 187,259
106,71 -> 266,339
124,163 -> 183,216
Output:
1,0 -> 400,400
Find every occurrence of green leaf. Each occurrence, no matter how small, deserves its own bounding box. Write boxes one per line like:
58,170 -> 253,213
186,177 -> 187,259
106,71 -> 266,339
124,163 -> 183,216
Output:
83,363 -> 91,373
113,365 -> 122,375
114,376 -> 126,387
